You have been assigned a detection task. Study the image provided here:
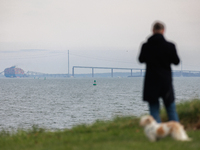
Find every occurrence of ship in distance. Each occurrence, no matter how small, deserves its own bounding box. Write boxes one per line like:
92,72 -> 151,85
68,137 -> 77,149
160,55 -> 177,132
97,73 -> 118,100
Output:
4,66 -> 25,78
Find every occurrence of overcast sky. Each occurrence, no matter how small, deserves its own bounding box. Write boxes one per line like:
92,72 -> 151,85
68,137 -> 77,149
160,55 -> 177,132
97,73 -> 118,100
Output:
1,0 -> 200,74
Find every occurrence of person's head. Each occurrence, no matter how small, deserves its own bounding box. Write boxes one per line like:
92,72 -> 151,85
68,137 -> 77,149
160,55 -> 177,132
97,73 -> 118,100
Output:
152,21 -> 165,34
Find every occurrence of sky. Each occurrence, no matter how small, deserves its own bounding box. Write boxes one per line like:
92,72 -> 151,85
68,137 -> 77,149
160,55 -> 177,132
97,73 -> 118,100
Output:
0,0 -> 200,74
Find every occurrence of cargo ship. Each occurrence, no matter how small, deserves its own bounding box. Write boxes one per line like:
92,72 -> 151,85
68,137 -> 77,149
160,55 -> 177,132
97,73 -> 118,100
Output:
4,66 -> 25,78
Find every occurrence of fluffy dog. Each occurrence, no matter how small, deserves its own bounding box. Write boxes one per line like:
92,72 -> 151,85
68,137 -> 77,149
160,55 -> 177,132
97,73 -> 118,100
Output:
140,115 -> 191,142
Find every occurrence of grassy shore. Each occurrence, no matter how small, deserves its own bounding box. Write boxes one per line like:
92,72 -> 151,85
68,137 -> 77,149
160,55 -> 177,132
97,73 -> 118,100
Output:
1,99 -> 200,150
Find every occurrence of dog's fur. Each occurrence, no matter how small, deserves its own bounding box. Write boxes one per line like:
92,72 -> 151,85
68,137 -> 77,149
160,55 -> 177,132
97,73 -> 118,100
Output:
140,115 -> 191,142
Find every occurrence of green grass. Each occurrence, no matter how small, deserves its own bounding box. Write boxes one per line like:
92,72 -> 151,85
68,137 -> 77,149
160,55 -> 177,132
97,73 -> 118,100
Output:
161,99 -> 200,129
1,99 -> 200,150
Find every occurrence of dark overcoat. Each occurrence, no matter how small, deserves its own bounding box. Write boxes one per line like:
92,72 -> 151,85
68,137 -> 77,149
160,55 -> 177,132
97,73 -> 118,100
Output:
139,33 -> 180,105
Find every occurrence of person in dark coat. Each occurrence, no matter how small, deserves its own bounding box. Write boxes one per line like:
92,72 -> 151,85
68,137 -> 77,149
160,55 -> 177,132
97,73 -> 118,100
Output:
138,21 -> 180,123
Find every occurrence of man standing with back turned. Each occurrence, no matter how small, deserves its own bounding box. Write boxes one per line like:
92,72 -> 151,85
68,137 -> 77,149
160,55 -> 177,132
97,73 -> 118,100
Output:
139,21 -> 180,123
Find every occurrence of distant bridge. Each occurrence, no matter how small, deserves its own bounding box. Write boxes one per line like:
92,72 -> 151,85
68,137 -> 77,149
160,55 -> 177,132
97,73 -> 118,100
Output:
1,67 -> 200,78
72,66 -> 145,77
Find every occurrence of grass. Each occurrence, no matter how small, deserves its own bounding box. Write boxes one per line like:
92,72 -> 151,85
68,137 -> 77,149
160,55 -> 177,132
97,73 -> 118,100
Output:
161,99 -> 200,129
0,99 -> 200,150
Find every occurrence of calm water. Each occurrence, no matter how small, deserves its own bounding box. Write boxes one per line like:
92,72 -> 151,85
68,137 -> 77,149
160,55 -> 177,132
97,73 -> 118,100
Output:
0,77 -> 200,131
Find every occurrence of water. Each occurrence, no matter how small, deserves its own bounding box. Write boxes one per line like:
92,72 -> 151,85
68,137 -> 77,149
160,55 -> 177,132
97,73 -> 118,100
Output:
0,77 -> 200,131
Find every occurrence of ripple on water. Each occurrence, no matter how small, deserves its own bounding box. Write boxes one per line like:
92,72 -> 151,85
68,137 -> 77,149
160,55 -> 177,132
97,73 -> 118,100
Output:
0,77 -> 199,131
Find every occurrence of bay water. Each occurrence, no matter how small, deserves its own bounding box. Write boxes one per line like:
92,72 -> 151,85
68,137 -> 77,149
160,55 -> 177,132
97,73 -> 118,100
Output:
0,77 -> 199,131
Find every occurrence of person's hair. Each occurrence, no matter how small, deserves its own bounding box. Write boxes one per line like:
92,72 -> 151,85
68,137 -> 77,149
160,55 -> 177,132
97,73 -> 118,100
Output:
153,21 -> 165,31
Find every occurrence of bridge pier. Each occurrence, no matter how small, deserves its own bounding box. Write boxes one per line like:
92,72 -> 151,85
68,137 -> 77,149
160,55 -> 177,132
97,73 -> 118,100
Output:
72,67 -> 74,77
92,68 -> 94,77
111,69 -> 113,77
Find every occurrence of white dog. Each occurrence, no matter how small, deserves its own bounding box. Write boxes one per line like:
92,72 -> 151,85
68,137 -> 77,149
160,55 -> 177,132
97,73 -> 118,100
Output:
140,115 -> 191,142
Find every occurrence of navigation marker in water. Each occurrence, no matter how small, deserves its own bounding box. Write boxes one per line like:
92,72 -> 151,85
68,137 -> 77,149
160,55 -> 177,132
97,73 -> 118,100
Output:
93,80 -> 97,86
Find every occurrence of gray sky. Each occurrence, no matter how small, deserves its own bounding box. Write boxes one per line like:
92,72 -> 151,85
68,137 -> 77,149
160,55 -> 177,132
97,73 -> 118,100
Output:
1,0 -> 200,74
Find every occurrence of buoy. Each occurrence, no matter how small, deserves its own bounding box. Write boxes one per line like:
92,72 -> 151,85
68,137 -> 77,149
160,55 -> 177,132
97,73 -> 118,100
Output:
93,80 -> 97,86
